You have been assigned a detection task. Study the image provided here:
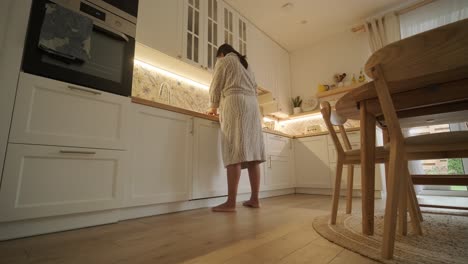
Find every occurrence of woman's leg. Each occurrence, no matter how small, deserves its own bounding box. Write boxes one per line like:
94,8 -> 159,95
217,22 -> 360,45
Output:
243,162 -> 261,208
212,163 -> 241,212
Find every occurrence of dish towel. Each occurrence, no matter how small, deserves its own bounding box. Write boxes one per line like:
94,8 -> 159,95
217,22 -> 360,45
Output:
38,3 -> 93,61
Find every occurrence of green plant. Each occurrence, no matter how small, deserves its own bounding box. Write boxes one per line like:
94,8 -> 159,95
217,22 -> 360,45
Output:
291,96 -> 303,108
448,158 -> 464,174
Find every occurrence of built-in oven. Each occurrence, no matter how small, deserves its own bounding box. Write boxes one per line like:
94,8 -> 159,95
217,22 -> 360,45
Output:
22,0 -> 138,96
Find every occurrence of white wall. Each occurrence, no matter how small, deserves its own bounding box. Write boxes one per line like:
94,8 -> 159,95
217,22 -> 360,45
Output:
289,30 -> 371,99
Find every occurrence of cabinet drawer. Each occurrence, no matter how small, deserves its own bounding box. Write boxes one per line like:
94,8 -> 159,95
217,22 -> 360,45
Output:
266,133 -> 290,156
9,73 -> 130,150
0,144 -> 125,222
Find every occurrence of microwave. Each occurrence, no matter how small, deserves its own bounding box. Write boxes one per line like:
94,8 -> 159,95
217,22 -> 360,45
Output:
22,0 -> 139,96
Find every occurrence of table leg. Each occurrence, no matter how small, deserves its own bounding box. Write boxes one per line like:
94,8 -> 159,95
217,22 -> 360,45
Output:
360,101 -> 376,236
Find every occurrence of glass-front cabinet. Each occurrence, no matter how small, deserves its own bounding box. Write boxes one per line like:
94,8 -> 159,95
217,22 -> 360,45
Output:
206,0 -> 221,70
182,0 -> 248,71
238,17 -> 247,56
184,0 -> 202,65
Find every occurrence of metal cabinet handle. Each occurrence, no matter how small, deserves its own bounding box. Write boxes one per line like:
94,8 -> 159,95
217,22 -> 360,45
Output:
68,85 -> 101,95
268,156 -> 272,168
59,150 -> 96,155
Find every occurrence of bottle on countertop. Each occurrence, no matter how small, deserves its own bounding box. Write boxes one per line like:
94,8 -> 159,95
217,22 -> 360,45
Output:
358,69 -> 366,83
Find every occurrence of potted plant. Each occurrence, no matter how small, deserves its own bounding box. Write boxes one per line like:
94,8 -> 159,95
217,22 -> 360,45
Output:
291,96 -> 303,114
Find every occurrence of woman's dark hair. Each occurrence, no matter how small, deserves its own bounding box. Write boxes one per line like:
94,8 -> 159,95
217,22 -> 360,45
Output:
216,43 -> 248,69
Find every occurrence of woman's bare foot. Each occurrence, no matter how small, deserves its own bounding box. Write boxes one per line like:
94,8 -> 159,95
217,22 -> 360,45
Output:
242,200 -> 260,208
212,202 -> 236,212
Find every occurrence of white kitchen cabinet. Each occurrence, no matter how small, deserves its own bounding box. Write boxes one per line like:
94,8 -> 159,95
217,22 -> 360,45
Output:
248,26 -> 290,116
0,0 -> 31,184
264,134 -> 294,190
0,143 -> 125,222
183,0 -> 204,67
295,135 -> 331,188
136,0 -> 183,59
276,46 -> 292,115
265,155 -> 292,189
9,73 -> 130,150
205,0 -> 223,70
237,16 -> 248,56
248,26 -> 276,93
192,118 -> 227,199
124,104 -> 192,207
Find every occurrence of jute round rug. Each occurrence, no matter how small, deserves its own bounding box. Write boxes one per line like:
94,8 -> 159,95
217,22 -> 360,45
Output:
312,212 -> 468,264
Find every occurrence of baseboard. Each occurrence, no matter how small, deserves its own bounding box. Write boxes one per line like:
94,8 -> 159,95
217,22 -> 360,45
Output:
0,210 -> 119,241
119,188 -> 295,221
295,188 -> 382,199
0,188 -> 295,240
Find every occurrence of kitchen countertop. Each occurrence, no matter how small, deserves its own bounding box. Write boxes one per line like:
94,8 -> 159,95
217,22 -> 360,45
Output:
131,97 -> 359,139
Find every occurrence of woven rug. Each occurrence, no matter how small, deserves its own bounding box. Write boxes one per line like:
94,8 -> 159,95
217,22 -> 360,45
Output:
312,212 -> 468,264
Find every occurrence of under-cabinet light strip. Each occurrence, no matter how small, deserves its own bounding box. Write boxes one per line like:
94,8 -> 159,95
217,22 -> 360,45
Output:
278,113 -> 323,124
134,59 -> 210,90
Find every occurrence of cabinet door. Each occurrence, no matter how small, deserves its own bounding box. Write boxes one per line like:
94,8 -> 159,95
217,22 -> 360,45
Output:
183,0 -> 204,66
9,73 -> 130,150
0,144 -> 125,222
204,0 -> 222,71
276,46 -> 291,114
125,104 -> 192,206
265,155 -> 291,189
221,2 -> 236,47
237,17 -> 248,56
295,136 -> 331,188
0,0 -> 31,184
248,26 -> 276,92
136,0 -> 183,59
192,118 -> 227,199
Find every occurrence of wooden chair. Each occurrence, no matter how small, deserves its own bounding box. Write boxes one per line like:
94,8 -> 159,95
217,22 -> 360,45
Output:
320,101 -> 388,223
364,18 -> 468,259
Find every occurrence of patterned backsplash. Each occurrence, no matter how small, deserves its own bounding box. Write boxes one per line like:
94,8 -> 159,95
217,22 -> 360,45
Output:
132,62 -> 210,113
132,62 -> 359,136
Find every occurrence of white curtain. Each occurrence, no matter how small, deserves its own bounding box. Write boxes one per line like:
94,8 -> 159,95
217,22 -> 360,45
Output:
400,0 -> 468,38
365,12 -> 401,52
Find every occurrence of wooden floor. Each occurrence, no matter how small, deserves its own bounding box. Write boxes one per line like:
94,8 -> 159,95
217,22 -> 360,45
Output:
0,194 -> 384,264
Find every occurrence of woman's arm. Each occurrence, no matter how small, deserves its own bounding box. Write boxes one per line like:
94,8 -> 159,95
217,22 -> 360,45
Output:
208,59 -> 227,112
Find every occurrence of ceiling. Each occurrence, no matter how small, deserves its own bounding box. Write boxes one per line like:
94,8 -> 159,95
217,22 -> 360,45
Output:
225,0 -> 408,51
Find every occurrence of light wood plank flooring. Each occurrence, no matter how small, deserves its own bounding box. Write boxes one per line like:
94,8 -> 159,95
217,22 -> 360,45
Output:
0,194 -> 383,264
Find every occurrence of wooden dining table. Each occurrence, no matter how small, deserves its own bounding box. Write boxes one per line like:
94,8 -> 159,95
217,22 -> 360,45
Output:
335,78 -> 468,235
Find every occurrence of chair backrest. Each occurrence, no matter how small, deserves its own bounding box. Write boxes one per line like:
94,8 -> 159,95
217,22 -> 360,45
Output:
365,19 -> 468,143
320,101 -> 353,157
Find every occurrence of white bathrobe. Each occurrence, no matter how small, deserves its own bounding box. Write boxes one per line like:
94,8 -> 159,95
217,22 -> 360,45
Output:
209,53 -> 266,168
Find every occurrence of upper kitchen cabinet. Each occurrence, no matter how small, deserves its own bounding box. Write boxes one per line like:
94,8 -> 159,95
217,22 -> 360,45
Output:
136,0 -> 183,59
248,24 -> 276,93
276,45 -> 292,115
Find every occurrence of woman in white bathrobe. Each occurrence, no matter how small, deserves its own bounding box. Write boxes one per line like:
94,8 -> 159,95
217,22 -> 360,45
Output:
207,44 -> 266,212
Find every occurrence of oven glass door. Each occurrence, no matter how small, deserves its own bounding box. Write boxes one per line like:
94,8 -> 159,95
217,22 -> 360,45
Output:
22,0 -> 134,96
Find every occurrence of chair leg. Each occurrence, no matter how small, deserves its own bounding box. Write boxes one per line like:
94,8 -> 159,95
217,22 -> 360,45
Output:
330,159 -> 344,225
398,165 -> 408,236
346,165 -> 354,214
406,170 -> 423,235
382,145 -> 405,260
408,173 -> 423,222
